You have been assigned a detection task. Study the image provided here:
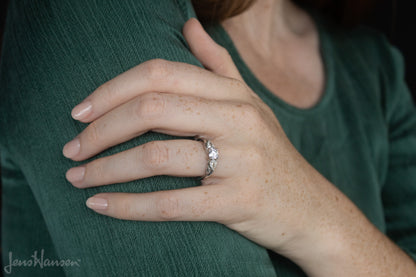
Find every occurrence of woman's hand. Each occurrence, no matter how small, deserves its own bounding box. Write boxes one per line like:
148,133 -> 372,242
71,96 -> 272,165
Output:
63,19 -> 416,276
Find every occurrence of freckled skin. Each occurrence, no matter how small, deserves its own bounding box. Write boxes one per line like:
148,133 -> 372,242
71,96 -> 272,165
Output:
70,18 -> 416,277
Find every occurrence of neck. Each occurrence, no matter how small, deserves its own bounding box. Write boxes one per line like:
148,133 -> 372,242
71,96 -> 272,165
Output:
222,0 -> 313,54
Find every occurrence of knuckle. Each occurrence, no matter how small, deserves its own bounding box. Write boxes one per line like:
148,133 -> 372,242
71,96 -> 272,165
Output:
143,59 -> 171,82
229,78 -> 248,93
244,146 -> 264,166
118,200 -> 135,219
156,193 -> 182,220
238,102 -> 262,125
96,80 -> 119,103
85,121 -> 102,146
134,93 -> 167,119
88,160 -> 107,183
142,141 -> 170,171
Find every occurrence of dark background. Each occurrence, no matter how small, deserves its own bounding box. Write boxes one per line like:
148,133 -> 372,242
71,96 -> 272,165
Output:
0,1 -> 414,276
364,0 -> 416,102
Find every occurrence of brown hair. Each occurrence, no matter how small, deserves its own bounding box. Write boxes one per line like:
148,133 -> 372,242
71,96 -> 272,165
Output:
191,0 -> 375,26
191,0 -> 256,24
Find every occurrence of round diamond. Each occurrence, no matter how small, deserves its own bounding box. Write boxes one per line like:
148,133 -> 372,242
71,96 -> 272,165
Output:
208,148 -> 219,160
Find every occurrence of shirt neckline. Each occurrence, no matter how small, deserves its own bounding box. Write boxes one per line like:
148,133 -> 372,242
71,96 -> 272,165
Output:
211,11 -> 335,117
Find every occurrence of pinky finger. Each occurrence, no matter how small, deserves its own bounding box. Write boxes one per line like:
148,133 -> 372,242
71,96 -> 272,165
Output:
85,185 -> 234,223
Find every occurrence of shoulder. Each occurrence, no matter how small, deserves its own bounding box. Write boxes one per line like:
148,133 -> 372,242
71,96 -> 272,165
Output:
0,0 -> 198,146
322,21 -> 406,93
326,23 -> 412,126
326,24 -> 403,75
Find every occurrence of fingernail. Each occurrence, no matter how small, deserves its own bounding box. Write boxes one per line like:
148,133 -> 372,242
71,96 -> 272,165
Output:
86,197 -> 108,210
63,138 -> 80,158
66,166 -> 85,184
72,101 -> 92,120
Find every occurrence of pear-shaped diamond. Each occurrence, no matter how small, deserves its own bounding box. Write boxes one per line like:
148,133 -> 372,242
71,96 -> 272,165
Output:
209,159 -> 218,170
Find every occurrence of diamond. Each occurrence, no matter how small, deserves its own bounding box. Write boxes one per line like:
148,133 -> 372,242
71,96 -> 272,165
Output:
209,159 -> 218,170
206,141 -> 213,149
197,138 -> 219,178
208,148 -> 219,160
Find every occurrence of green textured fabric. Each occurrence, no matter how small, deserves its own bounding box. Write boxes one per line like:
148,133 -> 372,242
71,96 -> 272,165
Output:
0,0 -> 415,276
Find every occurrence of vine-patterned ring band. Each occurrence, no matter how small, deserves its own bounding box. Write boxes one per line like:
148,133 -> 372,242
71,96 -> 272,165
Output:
196,137 -> 219,178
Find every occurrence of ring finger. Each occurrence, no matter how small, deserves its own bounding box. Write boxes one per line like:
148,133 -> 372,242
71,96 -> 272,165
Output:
66,139 -> 235,188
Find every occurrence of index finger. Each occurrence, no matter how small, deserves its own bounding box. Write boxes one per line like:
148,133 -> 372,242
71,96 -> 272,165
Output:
71,59 -> 249,123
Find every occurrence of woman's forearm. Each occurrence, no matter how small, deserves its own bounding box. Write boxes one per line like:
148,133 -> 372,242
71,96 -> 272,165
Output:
285,175 -> 416,276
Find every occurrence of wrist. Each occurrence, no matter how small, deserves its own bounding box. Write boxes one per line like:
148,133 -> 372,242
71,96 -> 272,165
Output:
275,178 -> 367,276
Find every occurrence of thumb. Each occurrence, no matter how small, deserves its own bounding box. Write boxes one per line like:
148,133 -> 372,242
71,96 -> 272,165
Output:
183,18 -> 243,80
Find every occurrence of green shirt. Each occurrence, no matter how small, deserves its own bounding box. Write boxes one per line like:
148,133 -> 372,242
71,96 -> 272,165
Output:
1,0 -> 415,276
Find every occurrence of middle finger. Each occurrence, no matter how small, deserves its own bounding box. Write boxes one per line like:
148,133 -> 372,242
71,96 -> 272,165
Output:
66,139 -> 236,188
63,92 -> 236,161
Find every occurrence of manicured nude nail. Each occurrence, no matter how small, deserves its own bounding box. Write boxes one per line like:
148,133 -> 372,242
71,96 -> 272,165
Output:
63,138 -> 80,158
86,197 -> 108,210
71,101 -> 92,120
66,166 -> 85,184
